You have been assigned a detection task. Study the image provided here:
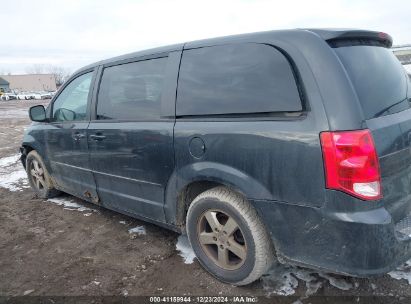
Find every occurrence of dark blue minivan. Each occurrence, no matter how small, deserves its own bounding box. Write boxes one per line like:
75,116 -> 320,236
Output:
21,29 -> 411,285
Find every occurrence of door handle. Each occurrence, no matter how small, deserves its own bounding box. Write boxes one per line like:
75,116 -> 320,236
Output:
90,134 -> 106,141
72,133 -> 86,141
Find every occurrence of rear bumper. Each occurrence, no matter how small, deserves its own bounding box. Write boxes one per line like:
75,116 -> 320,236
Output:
252,199 -> 411,277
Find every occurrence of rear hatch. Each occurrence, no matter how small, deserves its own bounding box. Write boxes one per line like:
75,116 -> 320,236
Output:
332,39 -> 411,222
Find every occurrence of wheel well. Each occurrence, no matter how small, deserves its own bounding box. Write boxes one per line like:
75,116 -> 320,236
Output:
23,145 -> 34,153
176,181 -> 221,226
21,145 -> 35,168
176,181 -> 244,227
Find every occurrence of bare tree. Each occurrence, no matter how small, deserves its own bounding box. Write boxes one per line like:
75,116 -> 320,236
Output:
25,64 -> 71,87
47,65 -> 71,87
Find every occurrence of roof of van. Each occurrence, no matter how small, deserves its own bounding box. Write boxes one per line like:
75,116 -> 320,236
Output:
76,28 -> 392,74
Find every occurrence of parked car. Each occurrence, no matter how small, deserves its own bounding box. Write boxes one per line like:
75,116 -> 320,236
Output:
40,92 -> 52,99
8,93 -> 17,100
32,92 -> 42,100
17,93 -> 32,100
31,92 -> 52,100
28,92 -> 37,99
21,29 -> 411,285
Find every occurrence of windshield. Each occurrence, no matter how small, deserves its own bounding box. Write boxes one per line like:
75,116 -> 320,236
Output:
334,45 -> 409,119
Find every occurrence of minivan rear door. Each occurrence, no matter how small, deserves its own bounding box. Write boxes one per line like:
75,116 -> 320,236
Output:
87,52 -> 180,222
333,42 -> 411,220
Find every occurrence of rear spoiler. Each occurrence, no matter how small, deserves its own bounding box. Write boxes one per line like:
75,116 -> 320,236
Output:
305,29 -> 393,48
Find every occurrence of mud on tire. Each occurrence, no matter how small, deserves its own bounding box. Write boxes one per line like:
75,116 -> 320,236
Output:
26,150 -> 60,199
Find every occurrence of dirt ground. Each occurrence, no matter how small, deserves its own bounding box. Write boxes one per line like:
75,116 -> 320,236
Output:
1,100 -> 411,303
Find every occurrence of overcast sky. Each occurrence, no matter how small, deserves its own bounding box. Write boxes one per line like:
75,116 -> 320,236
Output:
1,0 -> 410,74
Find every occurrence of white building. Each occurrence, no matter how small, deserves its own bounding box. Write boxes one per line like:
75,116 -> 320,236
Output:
0,74 -> 57,92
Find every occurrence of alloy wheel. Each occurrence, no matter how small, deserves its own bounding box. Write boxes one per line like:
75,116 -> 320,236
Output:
197,209 -> 247,270
30,159 -> 46,190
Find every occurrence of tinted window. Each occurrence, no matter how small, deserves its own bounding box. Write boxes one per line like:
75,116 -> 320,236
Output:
177,43 -> 302,116
52,72 -> 93,122
97,58 -> 167,120
334,46 -> 408,119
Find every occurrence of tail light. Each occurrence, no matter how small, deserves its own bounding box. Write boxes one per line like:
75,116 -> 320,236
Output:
320,129 -> 382,200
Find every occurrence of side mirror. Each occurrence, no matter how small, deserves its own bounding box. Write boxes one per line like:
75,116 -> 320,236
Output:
29,105 -> 47,122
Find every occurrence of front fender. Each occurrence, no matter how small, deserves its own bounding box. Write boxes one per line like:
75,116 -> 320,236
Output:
21,125 -> 50,172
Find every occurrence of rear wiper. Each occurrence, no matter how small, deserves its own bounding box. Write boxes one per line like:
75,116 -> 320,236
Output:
373,98 -> 408,118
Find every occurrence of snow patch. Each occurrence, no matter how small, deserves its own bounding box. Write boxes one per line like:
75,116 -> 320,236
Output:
262,262 -> 353,297
119,220 -> 127,225
0,154 -> 20,167
47,197 -> 93,212
176,235 -> 196,264
262,264 -> 298,296
128,226 -> 146,235
23,289 -> 35,296
388,259 -> 411,284
0,153 -> 29,191
404,64 -> 411,74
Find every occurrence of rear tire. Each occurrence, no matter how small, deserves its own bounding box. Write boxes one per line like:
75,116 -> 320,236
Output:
26,150 -> 60,199
186,186 -> 275,285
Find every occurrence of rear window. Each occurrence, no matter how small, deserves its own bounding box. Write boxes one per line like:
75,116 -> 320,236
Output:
97,57 -> 167,120
334,45 -> 409,119
177,43 -> 302,116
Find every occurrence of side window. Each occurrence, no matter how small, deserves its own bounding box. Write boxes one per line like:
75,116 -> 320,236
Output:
97,57 -> 167,120
52,72 -> 93,122
177,43 -> 302,116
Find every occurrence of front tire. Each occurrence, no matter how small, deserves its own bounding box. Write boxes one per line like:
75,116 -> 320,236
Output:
186,187 -> 274,285
26,150 -> 60,199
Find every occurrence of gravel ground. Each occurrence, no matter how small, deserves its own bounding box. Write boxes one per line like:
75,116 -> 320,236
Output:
1,100 -> 411,303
